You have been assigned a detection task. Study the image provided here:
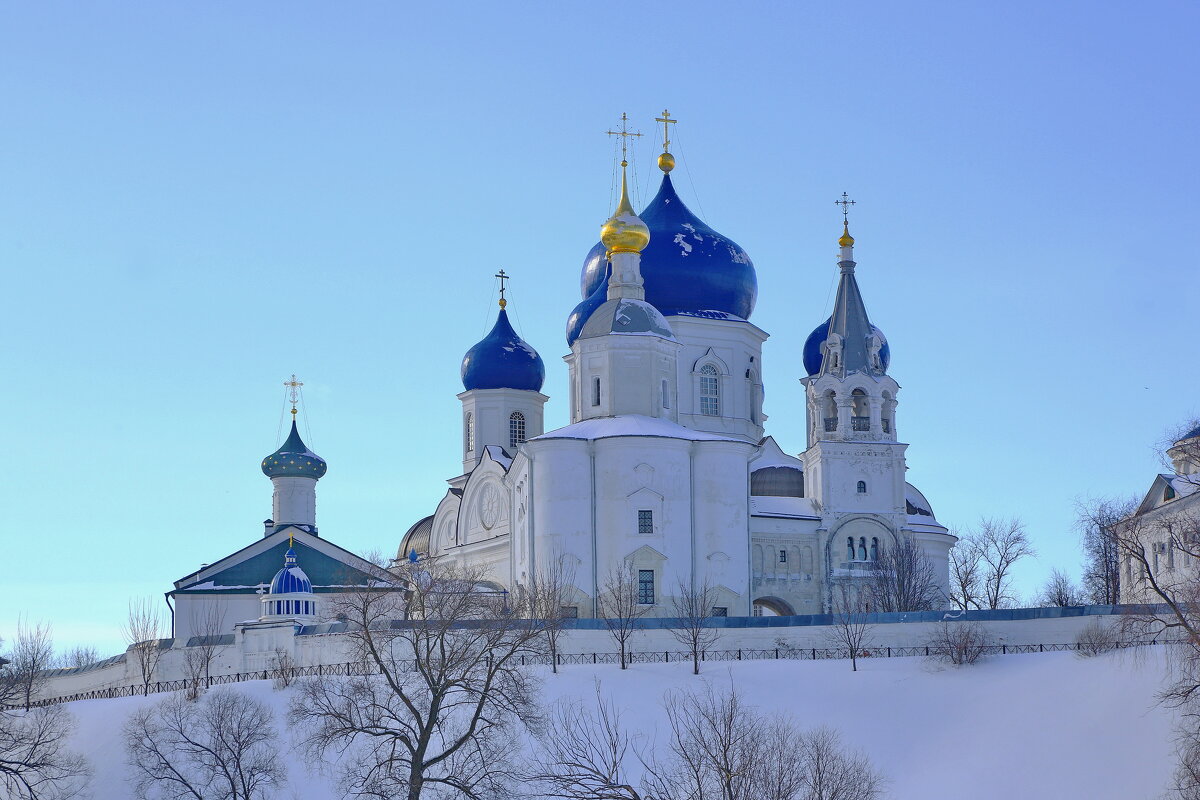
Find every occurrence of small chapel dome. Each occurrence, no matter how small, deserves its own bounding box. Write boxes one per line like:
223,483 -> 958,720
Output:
461,308 -> 546,392
269,547 -> 313,594
261,421 -> 328,479
578,297 -> 676,341
802,318 -> 891,377
578,172 -> 758,320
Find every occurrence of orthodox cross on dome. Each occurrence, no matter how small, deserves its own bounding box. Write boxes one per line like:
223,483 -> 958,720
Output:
284,374 -> 303,419
655,109 -> 677,154
495,269 -> 509,309
836,192 -> 856,223
605,112 -> 643,166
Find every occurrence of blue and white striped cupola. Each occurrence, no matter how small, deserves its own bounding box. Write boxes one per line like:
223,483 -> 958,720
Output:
270,548 -> 313,594
261,546 -> 318,621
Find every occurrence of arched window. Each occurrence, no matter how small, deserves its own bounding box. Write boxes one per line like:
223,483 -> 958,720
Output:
509,411 -> 526,448
464,412 -> 474,455
870,537 -> 879,561
858,537 -> 867,561
699,364 -> 720,416
592,377 -> 601,407
881,390 -> 894,434
823,392 -> 838,432
857,480 -> 867,494
851,388 -> 870,431
1166,485 -> 1177,501
847,537 -> 854,561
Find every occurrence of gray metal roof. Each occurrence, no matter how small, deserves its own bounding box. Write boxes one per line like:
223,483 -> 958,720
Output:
578,298 -> 675,341
821,260 -> 885,378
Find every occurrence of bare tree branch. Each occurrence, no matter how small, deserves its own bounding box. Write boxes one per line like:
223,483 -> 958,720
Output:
124,598 -> 166,697
667,578 -> 722,676
598,565 -> 651,671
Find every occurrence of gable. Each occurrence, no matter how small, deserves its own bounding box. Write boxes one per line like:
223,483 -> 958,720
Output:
173,530 -> 382,594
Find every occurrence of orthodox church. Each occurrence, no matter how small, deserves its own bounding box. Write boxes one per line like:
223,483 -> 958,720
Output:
398,119 -> 957,617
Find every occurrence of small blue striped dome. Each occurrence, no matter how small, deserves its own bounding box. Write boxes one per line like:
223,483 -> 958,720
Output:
269,548 -> 313,594
461,309 -> 545,392
262,421 -> 327,479
802,317 -> 891,377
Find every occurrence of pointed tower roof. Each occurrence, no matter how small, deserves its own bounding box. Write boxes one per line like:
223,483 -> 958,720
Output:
802,217 -> 890,377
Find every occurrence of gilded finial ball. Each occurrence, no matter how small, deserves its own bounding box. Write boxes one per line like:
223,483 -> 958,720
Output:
498,298 -> 507,309
657,152 -> 675,173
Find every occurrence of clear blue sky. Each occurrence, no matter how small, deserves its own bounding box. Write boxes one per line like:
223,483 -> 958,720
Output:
2,2 -> 1197,656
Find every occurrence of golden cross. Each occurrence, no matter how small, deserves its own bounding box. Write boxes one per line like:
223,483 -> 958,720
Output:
655,109 -> 677,154
836,192 -> 856,222
605,112 -> 643,165
495,269 -> 509,309
284,374 -> 303,418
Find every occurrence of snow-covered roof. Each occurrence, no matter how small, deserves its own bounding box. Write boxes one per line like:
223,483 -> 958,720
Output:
483,444 -> 513,470
533,415 -> 742,443
750,436 -> 804,471
750,496 -> 820,519
904,483 -> 937,519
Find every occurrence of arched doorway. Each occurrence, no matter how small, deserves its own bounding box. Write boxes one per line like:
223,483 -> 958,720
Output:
753,596 -> 795,617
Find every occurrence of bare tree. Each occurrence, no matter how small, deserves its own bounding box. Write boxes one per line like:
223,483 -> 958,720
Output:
1074,618 -> 1118,657
269,648 -> 296,691
289,557 -> 543,800
1035,568 -> 1085,607
598,564 -> 651,670
187,604 -> 227,690
972,517 -> 1035,609
124,688 -> 285,800
947,534 -> 984,611
527,682 -> 645,800
521,555 -> 578,674
825,586 -> 873,672
1077,496 -> 1133,604
668,578 -> 722,675
0,701 -> 91,800
866,537 -> 942,612
5,620 -> 54,710
56,646 -> 99,670
925,620 -> 990,666
533,682 -> 885,800
124,597 -> 166,696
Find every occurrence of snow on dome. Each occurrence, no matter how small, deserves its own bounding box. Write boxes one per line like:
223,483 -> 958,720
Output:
461,309 -> 545,392
578,173 -> 757,322
269,547 -> 313,594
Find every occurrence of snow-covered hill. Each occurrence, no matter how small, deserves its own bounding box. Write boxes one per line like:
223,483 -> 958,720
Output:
68,650 -> 1176,799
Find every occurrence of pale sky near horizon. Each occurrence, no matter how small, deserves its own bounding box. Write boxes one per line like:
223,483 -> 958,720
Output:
2,2 -> 1198,657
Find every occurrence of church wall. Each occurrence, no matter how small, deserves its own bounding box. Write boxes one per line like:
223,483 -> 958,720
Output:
751,516 -> 823,615
527,439 -> 598,611
593,437 -> 694,617
669,317 -> 767,443
173,593 -> 264,641
692,441 -> 756,614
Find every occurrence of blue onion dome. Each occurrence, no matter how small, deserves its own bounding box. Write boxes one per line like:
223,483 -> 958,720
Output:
579,173 -> 757,319
270,548 -> 313,594
566,261 -> 610,347
803,317 -> 891,376
261,420 -> 328,479
461,308 -> 545,392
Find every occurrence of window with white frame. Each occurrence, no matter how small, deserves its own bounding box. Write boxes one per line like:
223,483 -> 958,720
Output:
638,509 -> 653,535
464,412 -> 474,455
779,549 -> 787,563
699,364 -> 720,416
509,411 -> 526,448
638,569 -> 655,604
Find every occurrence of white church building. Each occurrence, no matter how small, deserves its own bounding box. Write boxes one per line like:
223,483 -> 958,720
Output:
398,133 -> 957,617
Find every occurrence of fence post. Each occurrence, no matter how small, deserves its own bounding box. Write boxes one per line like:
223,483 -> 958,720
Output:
925,646 -> 929,656
1039,643 -> 1043,652
593,653 -> 597,664
665,651 -> 669,663
1002,644 -> 1006,654
738,649 -> 742,661
775,648 -> 779,659
812,648 -> 816,660
702,650 -> 706,662
887,647 -> 891,658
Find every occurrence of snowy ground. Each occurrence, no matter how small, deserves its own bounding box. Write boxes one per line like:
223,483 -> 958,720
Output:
68,649 -> 1177,799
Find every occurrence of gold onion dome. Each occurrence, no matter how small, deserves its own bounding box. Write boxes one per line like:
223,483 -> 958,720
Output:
838,221 -> 855,248
600,162 -> 650,254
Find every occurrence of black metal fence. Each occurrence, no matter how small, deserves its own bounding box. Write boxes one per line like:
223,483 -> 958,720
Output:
7,637 -> 1178,710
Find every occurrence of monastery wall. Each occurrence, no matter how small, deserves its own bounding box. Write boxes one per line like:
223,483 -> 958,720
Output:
33,606 -> 1156,703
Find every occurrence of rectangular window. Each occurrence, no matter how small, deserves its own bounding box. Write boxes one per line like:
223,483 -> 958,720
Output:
592,377 -> 601,407
638,509 -> 654,535
662,379 -> 670,409
561,606 -> 579,619
711,606 -> 728,617
779,549 -> 787,563
638,569 -> 655,605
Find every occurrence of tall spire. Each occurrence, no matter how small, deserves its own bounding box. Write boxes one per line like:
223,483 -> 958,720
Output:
820,196 -> 887,378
